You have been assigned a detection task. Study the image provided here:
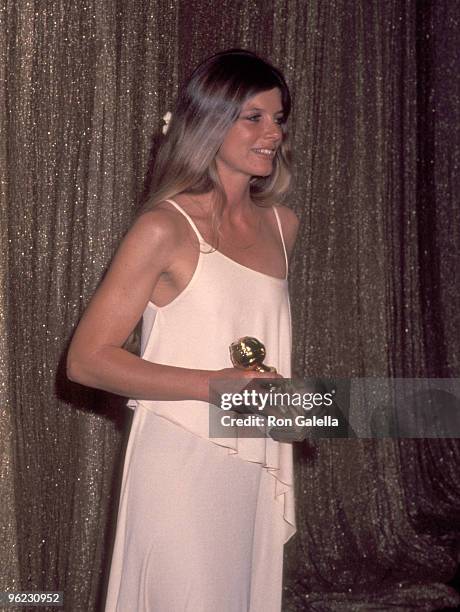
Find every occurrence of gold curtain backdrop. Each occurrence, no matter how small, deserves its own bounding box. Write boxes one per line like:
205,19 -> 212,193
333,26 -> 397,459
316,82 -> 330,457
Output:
1,1 -> 459,611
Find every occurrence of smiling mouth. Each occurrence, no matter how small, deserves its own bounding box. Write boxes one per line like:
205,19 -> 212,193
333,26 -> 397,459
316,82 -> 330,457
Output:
252,148 -> 275,159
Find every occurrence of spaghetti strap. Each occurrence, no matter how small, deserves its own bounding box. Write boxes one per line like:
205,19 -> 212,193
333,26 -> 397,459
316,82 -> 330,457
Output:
272,206 -> 289,277
164,199 -> 205,243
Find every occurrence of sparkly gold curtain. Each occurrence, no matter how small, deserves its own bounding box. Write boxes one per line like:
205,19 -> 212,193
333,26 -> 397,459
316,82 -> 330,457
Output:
2,2 -> 180,610
1,1 -> 459,611
283,2 -> 460,610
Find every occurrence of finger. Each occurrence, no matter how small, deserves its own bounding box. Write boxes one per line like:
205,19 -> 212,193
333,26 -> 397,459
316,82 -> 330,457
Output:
252,371 -> 284,379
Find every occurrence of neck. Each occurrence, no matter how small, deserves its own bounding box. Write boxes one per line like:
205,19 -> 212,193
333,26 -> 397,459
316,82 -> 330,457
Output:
217,167 -> 254,217
183,170 -> 258,220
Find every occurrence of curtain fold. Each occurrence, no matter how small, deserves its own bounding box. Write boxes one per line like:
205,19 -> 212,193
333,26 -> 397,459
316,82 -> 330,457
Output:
0,0 -> 19,599
2,2 -> 180,610
1,1 -> 459,610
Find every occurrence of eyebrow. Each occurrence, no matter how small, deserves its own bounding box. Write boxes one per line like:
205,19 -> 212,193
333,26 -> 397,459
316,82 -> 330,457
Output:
243,107 -> 284,113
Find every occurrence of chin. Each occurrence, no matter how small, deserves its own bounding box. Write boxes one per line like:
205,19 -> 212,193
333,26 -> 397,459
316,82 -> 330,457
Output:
252,160 -> 275,178
251,170 -> 272,179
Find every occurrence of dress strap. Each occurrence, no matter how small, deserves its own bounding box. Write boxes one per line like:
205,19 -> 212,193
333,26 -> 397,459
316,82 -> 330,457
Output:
272,206 -> 289,277
164,199 -> 206,244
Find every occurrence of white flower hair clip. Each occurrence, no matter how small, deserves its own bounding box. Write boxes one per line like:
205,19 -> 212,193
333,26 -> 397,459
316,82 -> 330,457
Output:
162,111 -> 172,135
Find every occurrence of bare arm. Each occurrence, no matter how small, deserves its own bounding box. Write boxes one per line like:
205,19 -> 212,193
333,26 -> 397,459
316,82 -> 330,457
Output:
67,208 -> 274,403
67,209 -> 214,402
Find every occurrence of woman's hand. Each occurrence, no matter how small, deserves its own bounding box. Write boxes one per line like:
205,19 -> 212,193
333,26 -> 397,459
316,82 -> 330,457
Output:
208,367 -> 284,414
209,367 -> 283,383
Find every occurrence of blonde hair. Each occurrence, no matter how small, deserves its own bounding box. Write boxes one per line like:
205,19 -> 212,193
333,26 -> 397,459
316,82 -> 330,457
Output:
141,49 -> 292,240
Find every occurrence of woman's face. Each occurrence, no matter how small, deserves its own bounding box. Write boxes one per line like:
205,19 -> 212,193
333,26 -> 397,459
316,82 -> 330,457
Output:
215,88 -> 284,180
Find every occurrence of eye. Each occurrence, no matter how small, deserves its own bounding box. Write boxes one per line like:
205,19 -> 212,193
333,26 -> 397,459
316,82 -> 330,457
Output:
241,113 -> 286,125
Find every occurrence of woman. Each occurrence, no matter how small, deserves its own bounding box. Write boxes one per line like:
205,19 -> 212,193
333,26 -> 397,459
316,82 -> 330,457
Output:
67,49 -> 299,612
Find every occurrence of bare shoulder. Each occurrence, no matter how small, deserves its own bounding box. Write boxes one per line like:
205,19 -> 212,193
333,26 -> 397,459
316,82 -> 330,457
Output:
69,203 -> 192,348
130,204 -> 184,244
274,204 -> 300,257
122,203 -> 189,259
275,204 -> 299,231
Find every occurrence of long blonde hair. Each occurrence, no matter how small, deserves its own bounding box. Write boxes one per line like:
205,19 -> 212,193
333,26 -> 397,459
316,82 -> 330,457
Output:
141,49 -> 292,238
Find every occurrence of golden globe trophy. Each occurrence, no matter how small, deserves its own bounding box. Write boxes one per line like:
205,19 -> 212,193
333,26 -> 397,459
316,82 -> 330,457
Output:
229,336 -> 307,442
229,336 -> 277,374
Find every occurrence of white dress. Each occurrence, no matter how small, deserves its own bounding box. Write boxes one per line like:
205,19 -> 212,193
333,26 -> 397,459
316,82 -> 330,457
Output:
104,200 -> 296,612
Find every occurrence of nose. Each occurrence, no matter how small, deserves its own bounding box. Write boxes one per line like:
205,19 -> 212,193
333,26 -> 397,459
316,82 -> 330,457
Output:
266,119 -> 282,142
